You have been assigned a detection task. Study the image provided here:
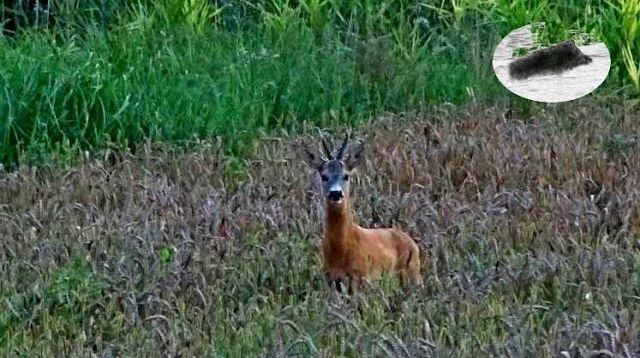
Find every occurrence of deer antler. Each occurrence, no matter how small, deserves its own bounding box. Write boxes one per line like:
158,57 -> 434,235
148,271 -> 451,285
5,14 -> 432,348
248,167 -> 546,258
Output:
337,133 -> 349,160
321,136 -> 334,160
302,142 -> 317,160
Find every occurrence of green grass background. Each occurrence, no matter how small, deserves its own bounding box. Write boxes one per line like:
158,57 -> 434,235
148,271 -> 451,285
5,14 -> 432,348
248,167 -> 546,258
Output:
1,0 -> 638,169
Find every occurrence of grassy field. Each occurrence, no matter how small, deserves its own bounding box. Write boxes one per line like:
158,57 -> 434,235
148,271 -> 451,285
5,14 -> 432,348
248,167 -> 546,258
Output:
2,0 -> 640,357
2,100 -> 640,356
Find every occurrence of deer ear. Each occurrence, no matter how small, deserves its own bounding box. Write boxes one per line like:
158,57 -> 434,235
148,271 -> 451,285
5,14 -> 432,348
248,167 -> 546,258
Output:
300,143 -> 325,170
345,141 -> 364,170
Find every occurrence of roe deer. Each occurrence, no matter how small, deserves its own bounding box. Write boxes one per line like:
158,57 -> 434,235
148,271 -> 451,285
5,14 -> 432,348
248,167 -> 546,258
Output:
301,133 -> 422,293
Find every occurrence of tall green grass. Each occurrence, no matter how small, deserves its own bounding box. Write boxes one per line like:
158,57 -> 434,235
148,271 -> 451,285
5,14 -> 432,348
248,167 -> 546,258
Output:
0,0 -> 498,168
0,0 -> 638,168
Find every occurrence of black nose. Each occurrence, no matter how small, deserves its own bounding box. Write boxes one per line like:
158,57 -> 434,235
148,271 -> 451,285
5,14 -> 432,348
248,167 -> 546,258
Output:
328,190 -> 343,201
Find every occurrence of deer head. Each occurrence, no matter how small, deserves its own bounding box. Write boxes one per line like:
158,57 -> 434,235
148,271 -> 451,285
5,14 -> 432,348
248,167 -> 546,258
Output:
301,133 -> 365,206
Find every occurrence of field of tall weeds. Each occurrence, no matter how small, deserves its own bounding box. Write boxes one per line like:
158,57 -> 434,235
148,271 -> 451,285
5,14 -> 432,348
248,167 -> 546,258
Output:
1,99 -> 640,356
3,1 -> 640,356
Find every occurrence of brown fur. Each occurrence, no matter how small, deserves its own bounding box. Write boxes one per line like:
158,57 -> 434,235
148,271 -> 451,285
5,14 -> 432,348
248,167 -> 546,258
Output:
301,134 -> 422,293
322,195 -> 422,293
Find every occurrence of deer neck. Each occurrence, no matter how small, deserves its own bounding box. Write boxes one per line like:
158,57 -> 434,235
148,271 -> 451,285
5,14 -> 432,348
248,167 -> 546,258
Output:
324,198 -> 357,251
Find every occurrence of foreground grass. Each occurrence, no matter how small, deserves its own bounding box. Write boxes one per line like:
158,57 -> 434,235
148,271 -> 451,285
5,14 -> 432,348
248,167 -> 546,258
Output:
1,101 -> 640,356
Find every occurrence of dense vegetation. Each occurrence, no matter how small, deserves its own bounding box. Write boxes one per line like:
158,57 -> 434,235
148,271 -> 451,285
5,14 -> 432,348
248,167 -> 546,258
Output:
2,1 -> 640,356
0,0 -> 639,168
2,102 -> 640,356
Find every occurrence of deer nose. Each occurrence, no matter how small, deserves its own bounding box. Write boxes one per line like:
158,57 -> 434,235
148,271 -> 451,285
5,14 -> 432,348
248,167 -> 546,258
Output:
328,190 -> 343,201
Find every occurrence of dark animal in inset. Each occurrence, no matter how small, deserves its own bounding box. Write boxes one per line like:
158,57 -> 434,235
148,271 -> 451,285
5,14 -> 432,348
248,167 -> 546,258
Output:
508,40 -> 593,80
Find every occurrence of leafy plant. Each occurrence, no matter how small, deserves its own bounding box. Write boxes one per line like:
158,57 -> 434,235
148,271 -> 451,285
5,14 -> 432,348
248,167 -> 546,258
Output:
182,0 -> 225,32
159,245 -> 172,268
606,0 -> 640,92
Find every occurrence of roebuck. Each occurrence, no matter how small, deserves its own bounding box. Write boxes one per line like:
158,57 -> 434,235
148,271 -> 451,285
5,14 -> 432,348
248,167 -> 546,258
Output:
301,134 -> 422,293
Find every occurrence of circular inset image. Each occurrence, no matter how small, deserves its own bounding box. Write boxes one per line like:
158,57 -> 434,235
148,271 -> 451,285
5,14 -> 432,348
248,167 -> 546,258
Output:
492,23 -> 610,103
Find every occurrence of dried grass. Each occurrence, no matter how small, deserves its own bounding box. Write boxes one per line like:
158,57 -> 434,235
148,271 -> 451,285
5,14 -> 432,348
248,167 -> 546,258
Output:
1,103 -> 640,356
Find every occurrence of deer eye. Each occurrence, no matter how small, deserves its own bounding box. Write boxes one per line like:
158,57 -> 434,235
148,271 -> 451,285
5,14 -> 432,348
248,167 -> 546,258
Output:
343,174 -> 349,181
321,175 -> 328,182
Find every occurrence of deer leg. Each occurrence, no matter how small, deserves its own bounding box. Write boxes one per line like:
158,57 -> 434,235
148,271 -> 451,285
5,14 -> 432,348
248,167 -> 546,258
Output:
347,274 -> 358,295
398,269 -> 409,287
335,278 -> 347,294
406,245 -> 423,287
412,272 -> 423,287
348,274 -> 371,294
409,263 -> 423,288
325,271 -> 347,294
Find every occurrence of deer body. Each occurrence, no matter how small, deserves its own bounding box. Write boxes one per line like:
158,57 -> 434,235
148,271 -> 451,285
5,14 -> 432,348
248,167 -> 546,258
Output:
302,134 -> 422,293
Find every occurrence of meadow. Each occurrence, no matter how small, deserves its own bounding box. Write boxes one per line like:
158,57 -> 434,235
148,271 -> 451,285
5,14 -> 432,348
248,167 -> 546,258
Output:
1,0 -> 640,356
